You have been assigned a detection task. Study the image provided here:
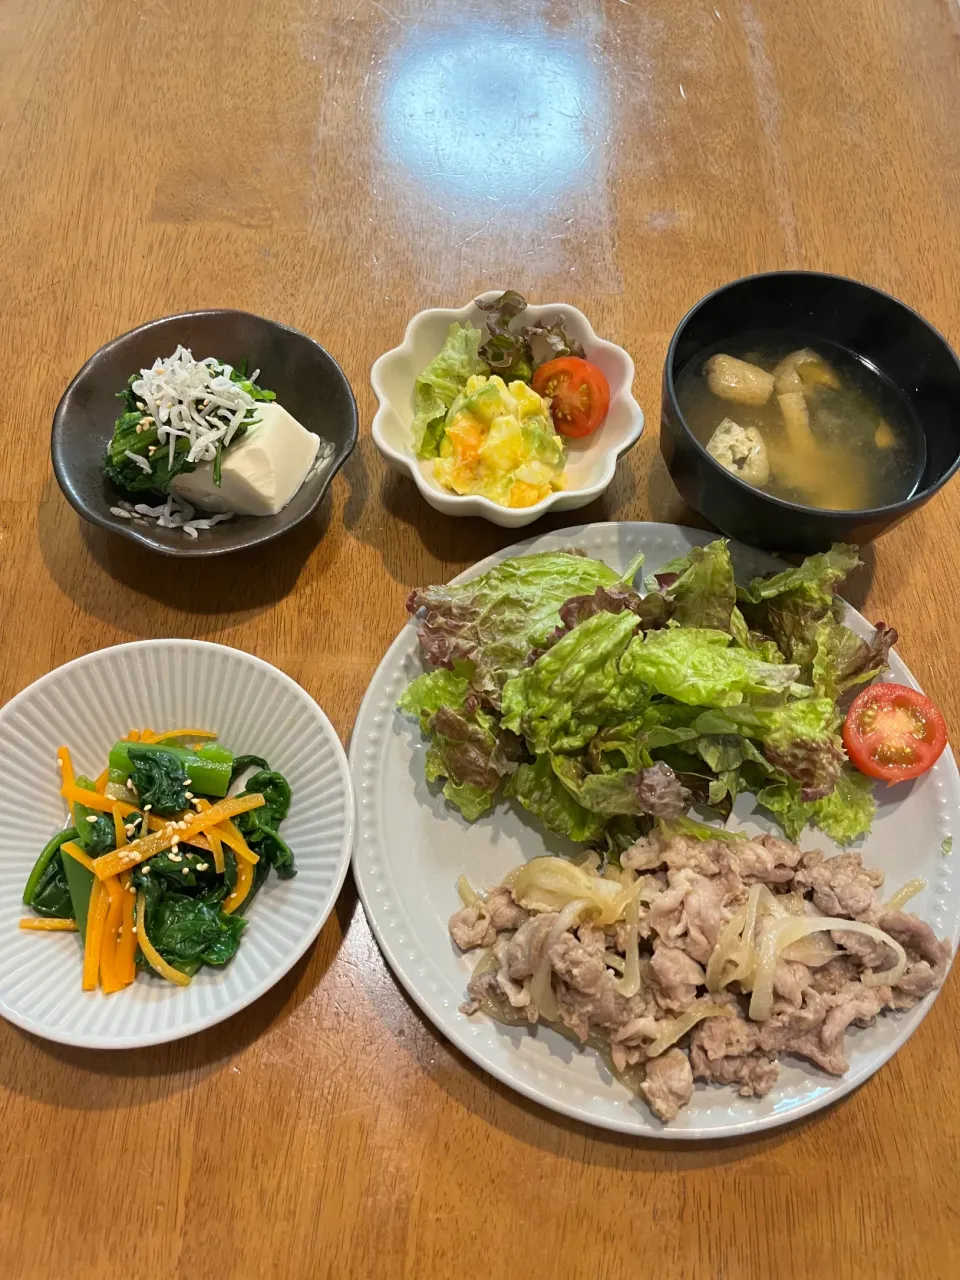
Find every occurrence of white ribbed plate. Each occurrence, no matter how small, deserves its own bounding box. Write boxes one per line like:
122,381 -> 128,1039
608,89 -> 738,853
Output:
352,522 -> 960,1138
0,640 -> 354,1048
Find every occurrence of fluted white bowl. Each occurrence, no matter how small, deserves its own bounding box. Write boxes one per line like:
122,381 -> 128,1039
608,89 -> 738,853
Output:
371,292 -> 644,527
0,640 -> 354,1048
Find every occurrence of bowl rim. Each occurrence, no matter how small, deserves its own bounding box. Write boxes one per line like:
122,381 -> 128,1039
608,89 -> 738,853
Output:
370,290 -> 645,521
0,636 -> 356,1049
51,308 -> 359,558
663,269 -> 960,520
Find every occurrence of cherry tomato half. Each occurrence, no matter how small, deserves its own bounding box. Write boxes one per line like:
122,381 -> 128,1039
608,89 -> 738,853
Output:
843,683 -> 948,784
532,357 -> 610,438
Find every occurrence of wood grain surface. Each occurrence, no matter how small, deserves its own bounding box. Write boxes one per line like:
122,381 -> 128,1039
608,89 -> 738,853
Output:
1,0 -> 959,1276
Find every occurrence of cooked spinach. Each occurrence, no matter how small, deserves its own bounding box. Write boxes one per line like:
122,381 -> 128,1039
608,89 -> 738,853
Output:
137,893 -> 246,974
104,361 -> 276,498
23,828 -> 77,907
29,851 -> 75,918
127,745 -> 190,816
24,738 -> 295,986
73,775 -> 117,855
236,768 -> 296,879
229,754 -> 271,788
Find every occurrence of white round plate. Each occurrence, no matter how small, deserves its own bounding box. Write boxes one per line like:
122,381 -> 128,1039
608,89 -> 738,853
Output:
0,640 -> 354,1049
352,522 -> 959,1138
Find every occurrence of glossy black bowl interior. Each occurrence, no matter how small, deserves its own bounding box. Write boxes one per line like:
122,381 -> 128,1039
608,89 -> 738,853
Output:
661,272 -> 960,553
52,310 -> 358,557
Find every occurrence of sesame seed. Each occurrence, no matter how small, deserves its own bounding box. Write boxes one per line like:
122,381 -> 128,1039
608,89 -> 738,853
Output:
125,824 -> 136,836
185,791 -> 194,800
56,758 -> 63,768
181,867 -> 189,875
143,804 -> 152,812
228,893 -> 237,900
192,799 -> 203,810
86,814 -> 98,823
125,778 -> 135,792
132,926 -> 138,934
169,852 -> 182,863
141,866 -> 150,874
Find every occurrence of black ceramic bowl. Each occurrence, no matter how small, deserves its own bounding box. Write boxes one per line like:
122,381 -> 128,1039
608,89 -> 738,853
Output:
661,271 -> 960,553
52,309 -> 358,556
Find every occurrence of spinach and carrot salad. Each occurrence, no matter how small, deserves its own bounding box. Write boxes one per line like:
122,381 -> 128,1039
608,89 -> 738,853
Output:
20,729 -> 295,993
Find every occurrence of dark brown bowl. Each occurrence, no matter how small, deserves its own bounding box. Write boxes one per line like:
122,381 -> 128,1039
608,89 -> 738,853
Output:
660,271 -> 960,554
52,309 -> 358,557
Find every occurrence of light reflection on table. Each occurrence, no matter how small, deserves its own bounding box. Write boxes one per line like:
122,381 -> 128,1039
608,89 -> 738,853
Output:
380,21 -> 609,206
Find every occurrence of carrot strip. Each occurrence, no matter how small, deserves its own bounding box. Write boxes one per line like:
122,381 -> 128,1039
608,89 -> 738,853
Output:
145,814 -> 212,852
58,747 -> 77,822
62,784 -> 138,818
223,854 -> 253,915
94,769 -> 109,794
126,730 -> 140,742
139,728 -> 157,744
99,877 -> 124,993
82,880 -> 108,990
112,804 -> 126,850
61,788 -> 212,853
20,918 -> 78,932
136,891 -> 190,986
57,746 -> 75,790
62,841 -> 96,873
92,794 -> 265,881
215,818 -> 259,865
150,728 -> 217,744
116,873 -> 138,985
207,826 -> 225,875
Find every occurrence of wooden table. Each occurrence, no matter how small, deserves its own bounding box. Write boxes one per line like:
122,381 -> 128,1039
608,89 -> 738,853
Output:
2,0 -> 959,1275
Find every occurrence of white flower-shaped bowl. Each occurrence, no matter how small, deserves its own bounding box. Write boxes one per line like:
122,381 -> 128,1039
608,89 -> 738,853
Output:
370,291 -> 644,527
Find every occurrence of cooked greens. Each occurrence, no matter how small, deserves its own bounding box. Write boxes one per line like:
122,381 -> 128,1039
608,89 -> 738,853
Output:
401,540 -> 893,848
104,350 -> 276,498
20,734 -> 295,991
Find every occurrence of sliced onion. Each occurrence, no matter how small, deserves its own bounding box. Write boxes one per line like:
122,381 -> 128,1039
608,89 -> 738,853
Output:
883,877 -> 926,914
528,898 -> 591,1022
705,903 -> 749,992
457,875 -> 481,908
612,890 -> 642,998
508,856 -> 654,926
730,883 -> 764,984
748,916 -> 907,1020
645,1001 -> 734,1059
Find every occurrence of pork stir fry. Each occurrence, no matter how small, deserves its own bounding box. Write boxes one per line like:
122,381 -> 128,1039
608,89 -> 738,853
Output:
449,829 -> 951,1123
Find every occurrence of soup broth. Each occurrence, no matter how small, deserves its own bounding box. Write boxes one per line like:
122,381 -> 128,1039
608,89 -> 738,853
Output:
675,331 -> 925,510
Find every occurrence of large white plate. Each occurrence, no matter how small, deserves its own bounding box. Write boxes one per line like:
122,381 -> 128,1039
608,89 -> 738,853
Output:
0,640 -> 354,1048
352,523 -> 959,1138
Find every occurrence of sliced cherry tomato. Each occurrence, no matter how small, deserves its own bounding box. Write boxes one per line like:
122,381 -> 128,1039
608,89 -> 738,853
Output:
532,357 -> 610,438
843,683 -> 947,784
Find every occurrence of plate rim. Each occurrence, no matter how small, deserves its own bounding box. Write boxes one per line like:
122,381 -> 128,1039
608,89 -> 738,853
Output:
351,521 -> 958,1138
0,637 -> 356,1050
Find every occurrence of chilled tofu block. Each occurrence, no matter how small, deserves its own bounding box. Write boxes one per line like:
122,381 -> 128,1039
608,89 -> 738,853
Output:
171,402 -> 320,516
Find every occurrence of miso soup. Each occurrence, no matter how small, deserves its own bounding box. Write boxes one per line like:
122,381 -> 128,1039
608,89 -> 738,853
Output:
674,332 -> 925,510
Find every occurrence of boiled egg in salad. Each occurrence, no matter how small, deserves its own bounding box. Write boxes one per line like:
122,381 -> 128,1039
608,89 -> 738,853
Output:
432,375 -> 566,508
